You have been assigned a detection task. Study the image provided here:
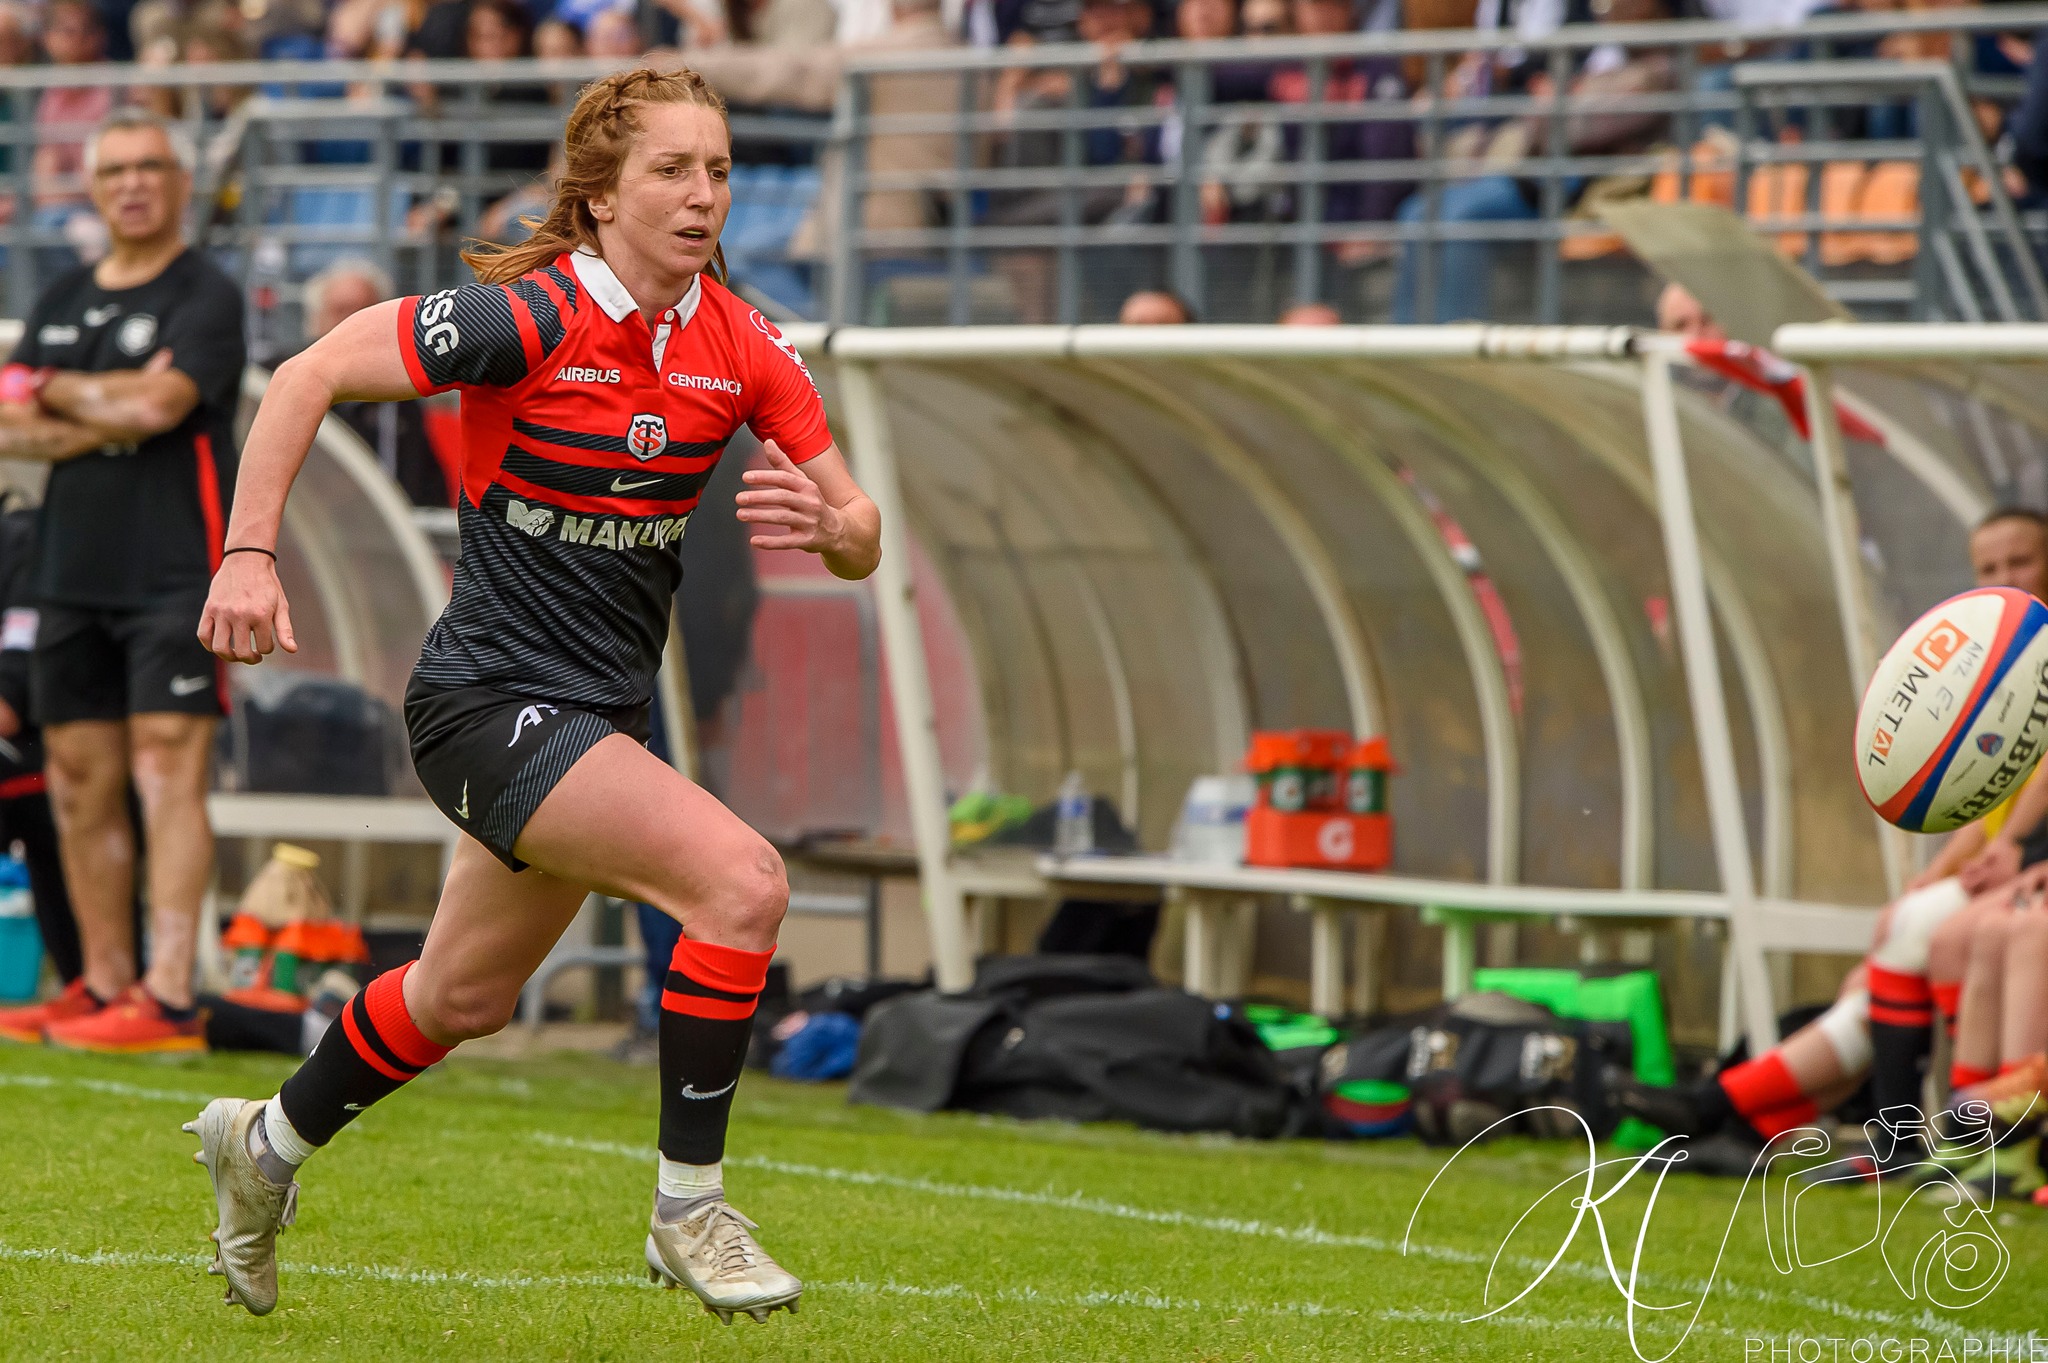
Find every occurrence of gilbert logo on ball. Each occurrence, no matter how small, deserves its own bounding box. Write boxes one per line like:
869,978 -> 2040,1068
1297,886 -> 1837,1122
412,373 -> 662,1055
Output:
1856,586 -> 2048,833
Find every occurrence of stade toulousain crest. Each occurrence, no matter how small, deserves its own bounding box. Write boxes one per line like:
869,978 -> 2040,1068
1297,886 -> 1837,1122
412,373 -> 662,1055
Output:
628,413 -> 669,461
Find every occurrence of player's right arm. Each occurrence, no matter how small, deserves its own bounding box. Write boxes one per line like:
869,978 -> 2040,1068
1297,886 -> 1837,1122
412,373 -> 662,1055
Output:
202,281 -> 543,664
200,299 -> 422,664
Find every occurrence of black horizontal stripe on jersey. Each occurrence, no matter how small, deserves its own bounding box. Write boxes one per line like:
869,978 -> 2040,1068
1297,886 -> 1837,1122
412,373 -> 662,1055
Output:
662,970 -> 757,1005
502,446 -> 718,503
542,262 -> 578,309
507,277 -> 567,354
417,284 -> 530,389
512,417 -> 726,460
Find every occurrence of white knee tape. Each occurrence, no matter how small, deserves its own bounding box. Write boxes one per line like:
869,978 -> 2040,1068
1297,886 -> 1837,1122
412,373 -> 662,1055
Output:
1869,877 -> 1971,975
1815,989 -> 1873,1073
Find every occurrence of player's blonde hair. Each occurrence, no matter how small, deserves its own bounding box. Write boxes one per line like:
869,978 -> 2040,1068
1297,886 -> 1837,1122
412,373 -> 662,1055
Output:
463,66 -> 731,287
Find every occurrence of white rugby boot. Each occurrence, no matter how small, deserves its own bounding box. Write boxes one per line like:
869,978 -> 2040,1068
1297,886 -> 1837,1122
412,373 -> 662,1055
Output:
183,1097 -> 298,1316
644,1199 -> 802,1323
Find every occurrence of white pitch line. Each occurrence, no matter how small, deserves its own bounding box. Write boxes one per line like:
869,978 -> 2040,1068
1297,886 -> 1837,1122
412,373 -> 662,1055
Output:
531,1132 -> 1986,1345
0,1071 -> 1993,1343
0,1242 -> 1722,1335
0,1072 -> 216,1105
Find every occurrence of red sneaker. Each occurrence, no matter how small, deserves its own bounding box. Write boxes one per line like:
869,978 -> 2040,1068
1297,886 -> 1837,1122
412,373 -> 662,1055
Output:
0,978 -> 104,1045
44,985 -> 205,1054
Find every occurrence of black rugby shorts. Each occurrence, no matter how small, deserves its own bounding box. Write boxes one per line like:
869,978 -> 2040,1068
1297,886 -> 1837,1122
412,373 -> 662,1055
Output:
404,675 -> 649,871
31,594 -> 225,725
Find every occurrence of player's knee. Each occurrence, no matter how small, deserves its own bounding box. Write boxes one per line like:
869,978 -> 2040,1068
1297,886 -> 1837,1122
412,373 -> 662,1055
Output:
716,840 -> 788,943
1969,910 -> 2020,964
411,975 -> 519,1042
1870,878 -> 1969,975
1926,910 -> 1978,979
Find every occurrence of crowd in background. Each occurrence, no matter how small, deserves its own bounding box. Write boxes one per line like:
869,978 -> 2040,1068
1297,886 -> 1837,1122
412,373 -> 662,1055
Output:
0,0 -> 2041,322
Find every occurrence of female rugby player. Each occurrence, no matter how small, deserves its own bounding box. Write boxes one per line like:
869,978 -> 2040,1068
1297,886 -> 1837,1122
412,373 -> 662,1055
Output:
185,67 -> 879,1324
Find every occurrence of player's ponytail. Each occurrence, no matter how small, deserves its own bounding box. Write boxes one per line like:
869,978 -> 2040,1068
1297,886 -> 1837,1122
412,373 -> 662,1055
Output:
464,66 -> 733,289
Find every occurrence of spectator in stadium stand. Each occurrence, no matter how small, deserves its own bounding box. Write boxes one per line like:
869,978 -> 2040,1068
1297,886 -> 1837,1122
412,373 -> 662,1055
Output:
2013,30 -> 2048,202
1267,0 -> 1413,259
1118,289 -> 1193,323
0,108 -> 244,1053
1239,0 -> 1287,35
31,0 -> 115,266
986,0 -> 1159,240
584,6 -> 645,56
1615,509 -> 2048,1178
1155,0 -> 1291,228
405,0 -> 470,59
1654,281 -> 1725,344
1279,301 -> 1342,324
994,0 -> 1082,43
300,259 -> 451,509
650,0 -> 838,48
128,0 -> 239,60
534,15 -> 585,58
791,0 -> 956,264
0,2 -> 34,186
1392,0 -> 1676,322
186,64 -> 875,1322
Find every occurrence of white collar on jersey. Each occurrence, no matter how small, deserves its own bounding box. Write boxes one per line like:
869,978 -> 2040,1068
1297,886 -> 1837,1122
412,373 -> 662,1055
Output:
570,248 -> 702,330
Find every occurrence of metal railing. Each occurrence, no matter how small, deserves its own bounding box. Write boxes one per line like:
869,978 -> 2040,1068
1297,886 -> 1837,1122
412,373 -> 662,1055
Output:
4,15 -> 2047,334
829,5 -> 2048,325
0,58 -> 828,355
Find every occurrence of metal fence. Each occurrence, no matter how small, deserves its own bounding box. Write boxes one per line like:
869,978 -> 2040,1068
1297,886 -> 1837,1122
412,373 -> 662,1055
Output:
4,12 -> 2048,335
0,58 -> 829,358
830,5 -> 2048,325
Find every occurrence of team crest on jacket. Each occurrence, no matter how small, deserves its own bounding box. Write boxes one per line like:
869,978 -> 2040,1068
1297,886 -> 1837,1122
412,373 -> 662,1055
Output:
628,413 -> 669,461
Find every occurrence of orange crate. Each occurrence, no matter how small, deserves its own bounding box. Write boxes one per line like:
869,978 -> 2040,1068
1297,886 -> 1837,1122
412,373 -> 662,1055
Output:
1245,808 -> 1392,870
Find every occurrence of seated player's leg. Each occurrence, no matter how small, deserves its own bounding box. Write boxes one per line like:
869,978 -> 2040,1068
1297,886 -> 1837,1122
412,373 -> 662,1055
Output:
186,838 -> 589,1315
1866,877 -> 1972,1114
2002,907 -> 2048,1075
1951,903 -> 2020,1090
511,734 -> 799,1323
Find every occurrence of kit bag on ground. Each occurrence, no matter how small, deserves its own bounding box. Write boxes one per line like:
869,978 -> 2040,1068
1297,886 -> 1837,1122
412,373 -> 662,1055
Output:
850,954 -> 1299,1138
1319,991 -> 1634,1145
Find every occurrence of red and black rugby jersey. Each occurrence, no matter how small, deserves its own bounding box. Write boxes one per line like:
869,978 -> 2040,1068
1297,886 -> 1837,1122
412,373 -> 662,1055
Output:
396,249 -> 832,709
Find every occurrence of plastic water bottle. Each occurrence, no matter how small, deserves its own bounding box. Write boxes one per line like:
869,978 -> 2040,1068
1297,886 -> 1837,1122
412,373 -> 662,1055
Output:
0,855 -> 30,918
1170,775 -> 1254,865
1053,771 -> 1094,857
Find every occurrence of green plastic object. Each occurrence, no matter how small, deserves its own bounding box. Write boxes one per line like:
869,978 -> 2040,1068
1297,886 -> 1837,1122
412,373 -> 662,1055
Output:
1470,966 -> 1676,1150
1244,1004 -> 1343,1053
1332,1079 -> 1409,1104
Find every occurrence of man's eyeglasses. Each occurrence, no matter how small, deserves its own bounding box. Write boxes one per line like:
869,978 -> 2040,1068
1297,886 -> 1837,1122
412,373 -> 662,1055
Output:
92,158 -> 179,182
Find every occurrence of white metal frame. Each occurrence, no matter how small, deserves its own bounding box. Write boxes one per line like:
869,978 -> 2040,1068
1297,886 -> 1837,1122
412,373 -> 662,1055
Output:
1774,321 -> 2048,898
807,322 -> 1874,1048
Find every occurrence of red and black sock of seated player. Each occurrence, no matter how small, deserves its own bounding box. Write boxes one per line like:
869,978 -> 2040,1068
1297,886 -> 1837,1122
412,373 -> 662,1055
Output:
278,962 -> 452,1147
1706,1053 -> 1812,1141
1867,963 -> 1935,1118
659,935 -> 773,1165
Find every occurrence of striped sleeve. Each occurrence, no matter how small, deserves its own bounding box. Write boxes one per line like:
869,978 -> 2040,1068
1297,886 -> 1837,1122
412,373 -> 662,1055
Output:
397,279 -> 565,393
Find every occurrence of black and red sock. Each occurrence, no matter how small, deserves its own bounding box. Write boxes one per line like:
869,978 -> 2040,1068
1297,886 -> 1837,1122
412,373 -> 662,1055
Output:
1867,963 -> 1935,1116
278,961 -> 451,1147
658,935 -> 772,1166
1717,1052 -> 1818,1140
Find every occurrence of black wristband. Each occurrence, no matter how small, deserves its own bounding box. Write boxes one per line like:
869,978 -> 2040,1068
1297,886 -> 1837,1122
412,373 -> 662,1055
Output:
222,546 -> 277,562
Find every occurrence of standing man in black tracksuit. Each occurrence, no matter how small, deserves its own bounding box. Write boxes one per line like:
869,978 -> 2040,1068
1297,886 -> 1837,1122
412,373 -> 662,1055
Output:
0,108 -> 243,1053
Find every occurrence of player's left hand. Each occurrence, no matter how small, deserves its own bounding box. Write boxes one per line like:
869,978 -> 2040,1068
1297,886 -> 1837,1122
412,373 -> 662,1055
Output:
736,442 -> 844,554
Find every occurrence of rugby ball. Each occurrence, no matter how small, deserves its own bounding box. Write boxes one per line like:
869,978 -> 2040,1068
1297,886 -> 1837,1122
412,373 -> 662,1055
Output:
1856,587 -> 2048,833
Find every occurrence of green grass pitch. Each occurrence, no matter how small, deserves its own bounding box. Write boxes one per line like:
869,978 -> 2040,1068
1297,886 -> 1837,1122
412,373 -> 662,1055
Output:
2,1044 -> 2044,1362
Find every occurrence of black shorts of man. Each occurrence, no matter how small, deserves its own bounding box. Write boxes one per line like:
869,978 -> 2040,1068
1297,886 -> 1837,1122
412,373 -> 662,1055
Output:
0,108 -> 244,1052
